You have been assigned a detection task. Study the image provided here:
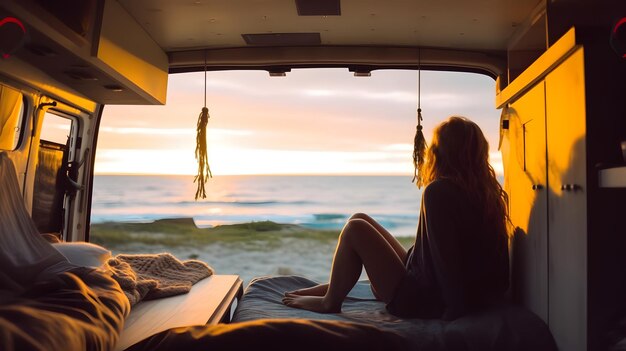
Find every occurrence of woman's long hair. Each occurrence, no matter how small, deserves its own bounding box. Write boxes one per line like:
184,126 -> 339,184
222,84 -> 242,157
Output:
421,116 -> 510,236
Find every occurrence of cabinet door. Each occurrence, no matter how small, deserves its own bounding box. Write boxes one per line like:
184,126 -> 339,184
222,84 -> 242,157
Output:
545,47 -> 587,351
507,81 -> 549,322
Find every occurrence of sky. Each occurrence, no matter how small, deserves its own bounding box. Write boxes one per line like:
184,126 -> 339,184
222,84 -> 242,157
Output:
94,69 -> 502,176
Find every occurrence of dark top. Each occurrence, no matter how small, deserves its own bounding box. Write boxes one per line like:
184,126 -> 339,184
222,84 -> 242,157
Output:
386,179 -> 509,320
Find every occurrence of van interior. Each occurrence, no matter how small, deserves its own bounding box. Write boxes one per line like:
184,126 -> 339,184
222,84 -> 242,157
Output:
0,0 -> 625,350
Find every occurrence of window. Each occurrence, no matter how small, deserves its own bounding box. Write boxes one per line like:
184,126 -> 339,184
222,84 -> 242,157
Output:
40,112 -> 73,146
91,69 -> 501,285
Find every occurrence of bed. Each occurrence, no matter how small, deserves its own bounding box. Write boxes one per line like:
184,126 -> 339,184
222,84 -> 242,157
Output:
0,152 -> 412,351
0,152 -> 555,350
232,275 -> 557,351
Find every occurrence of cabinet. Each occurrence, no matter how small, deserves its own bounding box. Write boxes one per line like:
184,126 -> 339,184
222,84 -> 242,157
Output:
507,81 -> 549,322
545,47 -> 587,351
502,42 -> 587,350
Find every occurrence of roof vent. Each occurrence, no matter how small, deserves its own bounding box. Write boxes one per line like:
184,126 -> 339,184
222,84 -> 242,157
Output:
242,33 -> 321,46
295,0 -> 341,16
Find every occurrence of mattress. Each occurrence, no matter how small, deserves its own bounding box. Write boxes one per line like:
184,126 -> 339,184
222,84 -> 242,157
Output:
232,275 -> 557,351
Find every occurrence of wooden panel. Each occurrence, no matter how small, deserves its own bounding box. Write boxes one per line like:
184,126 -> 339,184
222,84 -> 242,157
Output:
115,275 -> 242,351
507,81 -> 548,322
545,47 -> 587,351
496,27 -> 576,109
96,0 -> 168,104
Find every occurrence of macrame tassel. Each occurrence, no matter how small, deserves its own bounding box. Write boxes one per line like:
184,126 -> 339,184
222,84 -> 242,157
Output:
194,106 -> 212,200
412,108 -> 427,188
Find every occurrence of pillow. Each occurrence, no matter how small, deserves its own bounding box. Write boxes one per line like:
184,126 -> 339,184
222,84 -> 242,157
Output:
52,242 -> 112,268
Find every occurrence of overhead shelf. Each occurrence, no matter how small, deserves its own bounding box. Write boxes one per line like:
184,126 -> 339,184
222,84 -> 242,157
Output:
599,166 -> 626,188
1,0 -> 168,106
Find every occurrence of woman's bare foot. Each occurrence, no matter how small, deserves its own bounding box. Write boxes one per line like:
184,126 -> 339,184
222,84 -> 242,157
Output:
285,283 -> 329,297
282,295 -> 340,313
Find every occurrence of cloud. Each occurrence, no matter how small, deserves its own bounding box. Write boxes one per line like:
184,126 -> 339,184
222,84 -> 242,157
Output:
99,127 -> 253,137
94,146 -> 504,177
97,69 -> 502,175
381,143 -> 414,151
99,127 -> 194,136
94,147 -> 415,176
301,88 -> 416,104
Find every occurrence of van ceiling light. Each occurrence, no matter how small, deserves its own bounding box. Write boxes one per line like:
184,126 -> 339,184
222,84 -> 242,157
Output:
295,0 -> 341,16
242,33 -> 321,46
104,84 -> 123,92
349,67 -> 371,76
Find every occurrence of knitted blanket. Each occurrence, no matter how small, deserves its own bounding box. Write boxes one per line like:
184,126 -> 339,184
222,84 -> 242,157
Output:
106,253 -> 214,306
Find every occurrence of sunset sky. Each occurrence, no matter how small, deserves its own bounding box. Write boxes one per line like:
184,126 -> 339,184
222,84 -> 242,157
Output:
94,69 -> 501,176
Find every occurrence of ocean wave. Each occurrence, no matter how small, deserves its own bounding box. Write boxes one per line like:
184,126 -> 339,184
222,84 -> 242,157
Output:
313,213 -> 348,221
91,175 -> 421,237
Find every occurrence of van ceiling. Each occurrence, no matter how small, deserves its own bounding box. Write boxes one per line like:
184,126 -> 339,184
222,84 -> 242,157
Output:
119,0 -> 543,76
119,0 -> 541,52
0,0 -> 544,105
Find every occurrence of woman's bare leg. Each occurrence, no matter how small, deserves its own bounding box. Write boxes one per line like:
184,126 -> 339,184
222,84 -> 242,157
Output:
282,219 -> 406,313
286,213 -> 407,298
286,283 -> 328,297
349,213 -> 408,300
349,213 -> 408,261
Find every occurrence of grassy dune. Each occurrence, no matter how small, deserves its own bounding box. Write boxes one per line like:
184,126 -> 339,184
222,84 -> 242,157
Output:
90,218 -> 415,283
90,218 -> 414,250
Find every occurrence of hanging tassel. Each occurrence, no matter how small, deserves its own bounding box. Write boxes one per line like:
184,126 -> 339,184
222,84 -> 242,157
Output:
412,50 -> 427,188
412,108 -> 426,188
194,106 -> 212,200
195,51 -> 212,200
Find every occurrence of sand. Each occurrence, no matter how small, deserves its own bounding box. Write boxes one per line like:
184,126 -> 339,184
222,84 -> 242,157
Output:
91,218 -> 413,287
109,238 -> 337,287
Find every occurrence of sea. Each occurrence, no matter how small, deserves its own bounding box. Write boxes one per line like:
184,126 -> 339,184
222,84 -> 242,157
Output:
91,175 -> 423,237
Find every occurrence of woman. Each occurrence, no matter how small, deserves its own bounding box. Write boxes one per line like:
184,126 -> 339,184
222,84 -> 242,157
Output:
282,116 -> 510,320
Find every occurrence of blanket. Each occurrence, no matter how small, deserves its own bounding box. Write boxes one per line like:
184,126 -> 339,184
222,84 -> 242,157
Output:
126,319 -> 409,351
0,267 -> 129,351
232,275 -> 558,351
106,253 -> 213,306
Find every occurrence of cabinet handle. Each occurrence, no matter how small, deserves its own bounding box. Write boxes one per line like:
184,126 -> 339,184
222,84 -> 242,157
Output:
532,184 -> 544,190
561,184 -> 582,191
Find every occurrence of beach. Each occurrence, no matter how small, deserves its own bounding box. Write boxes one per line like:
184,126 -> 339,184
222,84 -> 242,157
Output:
89,174 -> 429,286
89,174 -> 504,285
90,218 -> 414,286
90,174 -> 420,285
